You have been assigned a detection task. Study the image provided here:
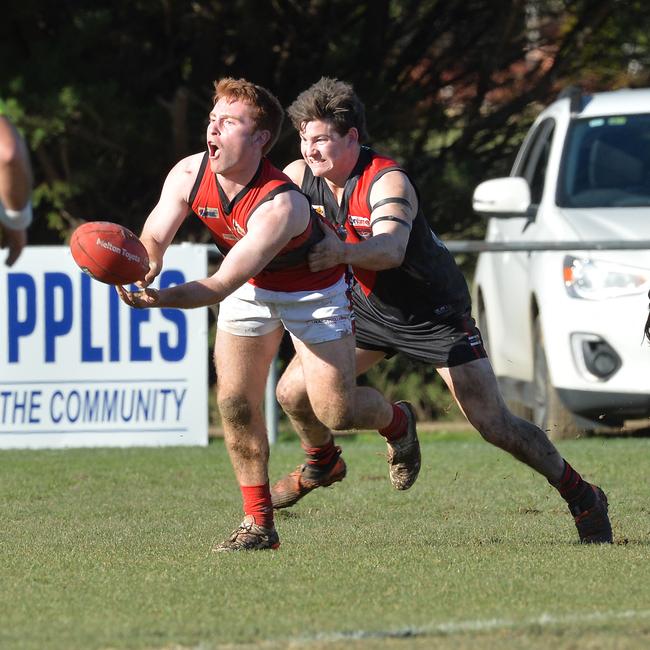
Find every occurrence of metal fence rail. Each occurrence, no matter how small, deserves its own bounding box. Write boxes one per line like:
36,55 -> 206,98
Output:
444,240 -> 650,253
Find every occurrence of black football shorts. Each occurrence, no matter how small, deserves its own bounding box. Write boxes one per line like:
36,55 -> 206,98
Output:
354,306 -> 487,368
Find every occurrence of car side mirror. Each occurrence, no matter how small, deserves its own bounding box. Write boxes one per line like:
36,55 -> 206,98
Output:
472,177 -> 532,217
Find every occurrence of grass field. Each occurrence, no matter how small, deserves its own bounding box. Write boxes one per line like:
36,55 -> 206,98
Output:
2,430 -> 650,650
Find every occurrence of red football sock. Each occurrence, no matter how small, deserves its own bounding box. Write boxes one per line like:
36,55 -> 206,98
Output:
240,482 -> 274,529
302,438 -> 337,467
555,460 -> 596,511
378,404 -> 407,442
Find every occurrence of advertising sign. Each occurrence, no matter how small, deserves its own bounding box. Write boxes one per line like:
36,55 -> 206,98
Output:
0,244 -> 209,448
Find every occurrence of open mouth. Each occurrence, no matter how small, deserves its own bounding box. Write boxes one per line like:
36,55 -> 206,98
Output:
208,142 -> 219,158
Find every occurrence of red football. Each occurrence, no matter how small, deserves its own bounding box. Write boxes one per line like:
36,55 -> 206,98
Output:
70,221 -> 150,285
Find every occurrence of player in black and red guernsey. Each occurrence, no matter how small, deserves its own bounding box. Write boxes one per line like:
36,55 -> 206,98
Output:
117,78 -> 418,552
271,77 -> 612,544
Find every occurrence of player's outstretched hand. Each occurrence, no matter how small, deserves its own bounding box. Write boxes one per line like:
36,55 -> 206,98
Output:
308,220 -> 345,272
116,284 -> 160,309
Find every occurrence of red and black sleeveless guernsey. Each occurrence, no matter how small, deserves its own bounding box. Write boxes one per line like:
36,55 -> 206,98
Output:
189,154 -> 343,292
300,146 -> 470,325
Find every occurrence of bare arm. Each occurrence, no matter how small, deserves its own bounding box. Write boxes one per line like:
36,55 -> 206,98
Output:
0,116 -> 33,210
308,169 -> 417,272
283,159 -> 307,186
136,153 -> 202,285
0,117 -> 33,265
118,189 -> 310,309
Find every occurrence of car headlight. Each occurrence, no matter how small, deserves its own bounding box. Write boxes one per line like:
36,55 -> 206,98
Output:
563,255 -> 649,299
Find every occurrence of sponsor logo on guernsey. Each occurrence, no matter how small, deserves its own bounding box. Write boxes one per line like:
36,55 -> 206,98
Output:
349,215 -> 370,228
222,234 -> 237,241
468,334 -> 482,347
198,206 -> 219,219
199,207 -> 219,219
312,204 -> 326,218
232,221 -> 246,237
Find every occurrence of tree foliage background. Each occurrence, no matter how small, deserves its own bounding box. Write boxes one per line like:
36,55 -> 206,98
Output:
3,0 -> 650,247
3,0 -> 650,418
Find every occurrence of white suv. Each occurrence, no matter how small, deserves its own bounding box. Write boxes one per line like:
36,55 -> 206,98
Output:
472,87 -> 650,439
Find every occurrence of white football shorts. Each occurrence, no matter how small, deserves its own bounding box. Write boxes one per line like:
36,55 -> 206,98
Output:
217,276 -> 353,344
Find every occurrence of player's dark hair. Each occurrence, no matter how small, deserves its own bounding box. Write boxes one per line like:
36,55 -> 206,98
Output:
212,78 -> 284,155
645,294 -> 650,343
287,77 -> 368,141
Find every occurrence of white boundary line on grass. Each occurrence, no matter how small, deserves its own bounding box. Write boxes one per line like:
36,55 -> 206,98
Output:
177,610 -> 650,649
294,608 -> 650,644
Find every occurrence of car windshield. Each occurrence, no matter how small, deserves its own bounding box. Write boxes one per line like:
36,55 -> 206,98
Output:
558,113 -> 650,208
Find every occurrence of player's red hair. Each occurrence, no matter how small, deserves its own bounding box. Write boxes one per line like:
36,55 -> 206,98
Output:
212,78 -> 284,155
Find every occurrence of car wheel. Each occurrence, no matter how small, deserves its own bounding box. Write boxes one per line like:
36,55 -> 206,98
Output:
533,319 -> 583,440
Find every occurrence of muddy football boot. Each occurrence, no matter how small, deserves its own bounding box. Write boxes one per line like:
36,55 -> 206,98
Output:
571,485 -> 613,544
212,515 -> 280,552
386,401 -> 421,490
271,446 -> 346,509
